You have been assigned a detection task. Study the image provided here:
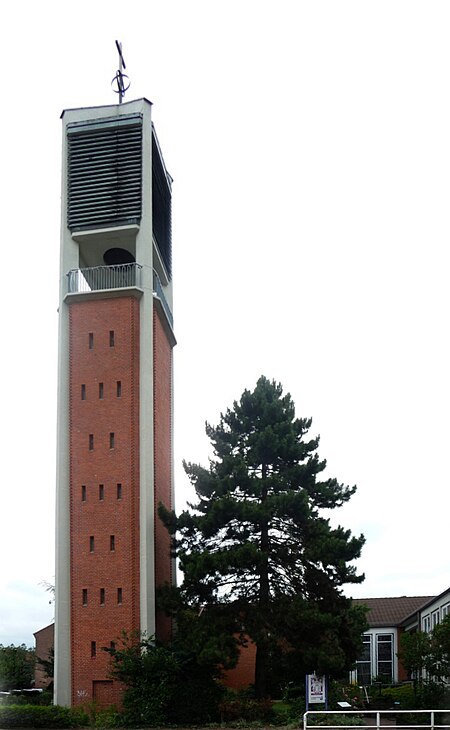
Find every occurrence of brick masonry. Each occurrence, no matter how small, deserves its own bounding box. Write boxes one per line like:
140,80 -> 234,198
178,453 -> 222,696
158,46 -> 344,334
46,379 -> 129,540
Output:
69,296 -> 139,706
68,295 -> 173,707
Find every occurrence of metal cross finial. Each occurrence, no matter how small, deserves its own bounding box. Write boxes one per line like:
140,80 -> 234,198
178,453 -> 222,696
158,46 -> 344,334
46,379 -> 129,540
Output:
112,40 -> 130,103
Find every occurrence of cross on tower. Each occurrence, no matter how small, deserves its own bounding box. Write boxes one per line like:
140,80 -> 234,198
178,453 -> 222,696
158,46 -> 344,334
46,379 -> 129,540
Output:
112,40 -> 130,103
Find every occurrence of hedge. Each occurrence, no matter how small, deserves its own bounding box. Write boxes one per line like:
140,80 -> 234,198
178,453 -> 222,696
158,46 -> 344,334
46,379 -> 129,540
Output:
0,704 -> 89,728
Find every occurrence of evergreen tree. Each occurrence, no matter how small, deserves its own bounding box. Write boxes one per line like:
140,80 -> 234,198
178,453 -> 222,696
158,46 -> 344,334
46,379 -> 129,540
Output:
161,376 -> 366,697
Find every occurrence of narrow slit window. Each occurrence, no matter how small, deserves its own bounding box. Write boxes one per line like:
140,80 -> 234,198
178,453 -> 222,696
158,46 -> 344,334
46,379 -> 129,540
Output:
116,381 -> 122,398
110,535 -> 115,551
99,382 -> 104,399
109,432 -> 115,449
89,333 -> 94,349
82,589 -> 88,606
81,384 -> 86,400
117,588 -> 122,605
89,434 -> 94,451
100,588 -> 105,605
117,483 -> 122,500
89,536 -> 94,553
81,485 -> 86,502
110,641 -> 116,650
99,484 -> 104,501
109,330 -> 115,347
91,641 -> 96,658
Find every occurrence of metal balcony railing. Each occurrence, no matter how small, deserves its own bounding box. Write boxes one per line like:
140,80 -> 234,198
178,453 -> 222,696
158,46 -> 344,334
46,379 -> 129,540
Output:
153,269 -> 173,328
66,263 -> 173,330
67,263 -> 142,293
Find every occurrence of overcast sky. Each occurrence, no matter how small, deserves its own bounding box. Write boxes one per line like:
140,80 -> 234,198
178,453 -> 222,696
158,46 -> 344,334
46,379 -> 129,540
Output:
1,0 -> 449,648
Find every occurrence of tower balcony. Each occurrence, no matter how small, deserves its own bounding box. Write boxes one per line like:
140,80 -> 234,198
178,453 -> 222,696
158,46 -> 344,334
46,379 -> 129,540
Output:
66,263 -> 173,329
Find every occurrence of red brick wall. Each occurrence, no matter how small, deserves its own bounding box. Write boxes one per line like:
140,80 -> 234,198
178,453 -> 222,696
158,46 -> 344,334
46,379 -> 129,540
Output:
153,308 -> 173,642
34,623 -> 54,689
222,640 -> 256,690
69,296 -> 140,706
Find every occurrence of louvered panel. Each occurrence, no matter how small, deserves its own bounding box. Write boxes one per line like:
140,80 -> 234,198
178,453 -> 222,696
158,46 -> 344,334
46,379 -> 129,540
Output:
67,121 -> 142,230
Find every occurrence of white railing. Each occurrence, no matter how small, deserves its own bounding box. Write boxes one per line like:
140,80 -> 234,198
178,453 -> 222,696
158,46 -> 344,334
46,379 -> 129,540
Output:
304,710 -> 450,730
67,263 -> 142,293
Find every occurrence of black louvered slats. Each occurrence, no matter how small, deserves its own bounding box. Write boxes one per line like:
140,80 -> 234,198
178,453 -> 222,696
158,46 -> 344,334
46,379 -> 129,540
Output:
67,122 -> 142,230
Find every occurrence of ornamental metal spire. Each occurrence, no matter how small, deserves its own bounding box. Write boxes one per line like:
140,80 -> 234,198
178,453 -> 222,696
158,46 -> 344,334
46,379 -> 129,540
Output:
112,40 -> 130,103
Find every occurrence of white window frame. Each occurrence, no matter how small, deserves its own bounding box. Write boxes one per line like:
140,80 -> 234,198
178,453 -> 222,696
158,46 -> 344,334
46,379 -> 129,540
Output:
432,609 -> 440,628
422,614 -> 431,633
442,603 -> 450,620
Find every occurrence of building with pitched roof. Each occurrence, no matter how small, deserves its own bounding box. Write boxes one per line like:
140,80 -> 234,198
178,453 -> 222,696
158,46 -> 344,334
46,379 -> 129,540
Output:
350,588 -> 450,685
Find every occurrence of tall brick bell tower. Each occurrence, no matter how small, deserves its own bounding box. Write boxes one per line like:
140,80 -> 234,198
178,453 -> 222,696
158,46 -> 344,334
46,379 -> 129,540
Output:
54,98 -> 175,707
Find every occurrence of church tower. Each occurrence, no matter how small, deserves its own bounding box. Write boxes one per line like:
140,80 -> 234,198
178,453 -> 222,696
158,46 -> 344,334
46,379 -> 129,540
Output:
54,98 -> 175,706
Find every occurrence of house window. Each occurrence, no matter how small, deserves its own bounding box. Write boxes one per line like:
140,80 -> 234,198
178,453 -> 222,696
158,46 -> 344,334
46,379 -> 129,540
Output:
117,483 -> 122,499
82,589 -> 88,606
81,384 -> 86,400
117,587 -> 122,604
81,485 -> 86,502
356,634 -> 372,685
99,484 -> 104,501
110,535 -> 115,551
100,588 -> 105,605
376,633 -> 393,683
99,382 -> 104,399
432,610 -> 440,628
116,381 -> 122,397
422,614 -> 431,633
109,330 -> 115,347
89,333 -> 94,349
442,603 -> 450,619
110,641 -> 116,650
89,536 -> 94,553
110,432 -> 115,449
91,641 -> 96,658
89,434 -> 94,450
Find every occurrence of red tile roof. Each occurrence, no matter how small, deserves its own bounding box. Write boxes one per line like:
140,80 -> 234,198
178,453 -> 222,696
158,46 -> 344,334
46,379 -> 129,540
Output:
351,596 -> 433,627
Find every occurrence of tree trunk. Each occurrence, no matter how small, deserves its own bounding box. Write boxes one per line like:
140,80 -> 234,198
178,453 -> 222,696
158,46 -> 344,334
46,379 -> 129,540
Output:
255,464 -> 270,699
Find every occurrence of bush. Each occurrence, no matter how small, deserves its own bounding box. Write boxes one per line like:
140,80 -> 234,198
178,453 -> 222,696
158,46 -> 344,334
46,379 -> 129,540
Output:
108,634 -> 224,726
0,705 -> 89,728
307,714 -> 364,726
219,690 -> 273,723
0,690 -> 53,706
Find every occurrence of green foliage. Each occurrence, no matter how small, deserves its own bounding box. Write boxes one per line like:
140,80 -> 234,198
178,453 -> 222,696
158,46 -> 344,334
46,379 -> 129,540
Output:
0,705 -> 88,728
0,646 -> 35,691
399,631 -> 431,679
160,376 -> 366,697
37,647 -> 54,681
428,615 -> 450,680
308,714 -> 364,726
107,632 -> 223,726
219,690 -> 273,723
399,616 -> 450,686
367,681 -> 450,712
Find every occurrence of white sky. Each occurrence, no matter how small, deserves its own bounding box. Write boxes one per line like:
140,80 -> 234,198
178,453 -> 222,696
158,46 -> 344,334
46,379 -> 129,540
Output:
1,0 -> 449,648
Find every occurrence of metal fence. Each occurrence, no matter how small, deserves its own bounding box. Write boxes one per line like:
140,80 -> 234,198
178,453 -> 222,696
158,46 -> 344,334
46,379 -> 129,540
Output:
67,263 -> 142,293
303,710 -> 450,730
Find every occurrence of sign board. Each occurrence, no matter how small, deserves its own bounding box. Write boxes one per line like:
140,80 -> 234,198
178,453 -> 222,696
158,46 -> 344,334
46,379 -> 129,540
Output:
306,674 -> 327,704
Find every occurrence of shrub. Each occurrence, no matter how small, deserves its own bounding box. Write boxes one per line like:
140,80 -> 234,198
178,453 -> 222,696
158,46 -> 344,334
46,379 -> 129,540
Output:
0,704 -> 89,728
219,690 -> 273,723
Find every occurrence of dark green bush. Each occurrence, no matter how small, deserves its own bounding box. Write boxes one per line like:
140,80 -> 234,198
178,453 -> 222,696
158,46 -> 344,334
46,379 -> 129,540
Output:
0,704 -> 89,728
0,690 -> 53,706
219,690 -> 273,723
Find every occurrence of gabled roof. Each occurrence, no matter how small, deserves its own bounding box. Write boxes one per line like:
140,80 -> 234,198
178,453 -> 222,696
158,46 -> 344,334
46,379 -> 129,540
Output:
352,596 -> 433,628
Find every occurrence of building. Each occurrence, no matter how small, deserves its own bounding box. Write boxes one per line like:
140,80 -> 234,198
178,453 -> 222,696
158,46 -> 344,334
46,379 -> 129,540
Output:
350,587 -> 450,685
54,98 -> 175,707
34,623 -> 54,690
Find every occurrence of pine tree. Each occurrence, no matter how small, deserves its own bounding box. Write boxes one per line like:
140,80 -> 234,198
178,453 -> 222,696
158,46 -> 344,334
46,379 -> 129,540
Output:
161,376 -> 366,697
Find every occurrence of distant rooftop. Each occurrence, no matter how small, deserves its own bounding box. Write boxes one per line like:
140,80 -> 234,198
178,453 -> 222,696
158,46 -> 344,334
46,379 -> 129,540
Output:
352,596 -> 433,627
